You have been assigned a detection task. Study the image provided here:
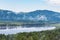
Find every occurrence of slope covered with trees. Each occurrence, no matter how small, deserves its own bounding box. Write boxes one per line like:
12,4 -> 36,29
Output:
0,29 -> 60,40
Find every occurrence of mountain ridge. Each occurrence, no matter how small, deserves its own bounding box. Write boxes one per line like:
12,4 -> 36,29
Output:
0,9 -> 60,23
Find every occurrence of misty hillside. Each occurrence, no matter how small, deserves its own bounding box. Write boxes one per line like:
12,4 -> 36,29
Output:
0,10 -> 60,23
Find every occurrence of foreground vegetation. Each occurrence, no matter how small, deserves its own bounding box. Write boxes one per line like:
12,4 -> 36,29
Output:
0,28 -> 60,40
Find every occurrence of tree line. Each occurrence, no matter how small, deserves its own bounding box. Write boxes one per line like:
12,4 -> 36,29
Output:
0,29 -> 60,40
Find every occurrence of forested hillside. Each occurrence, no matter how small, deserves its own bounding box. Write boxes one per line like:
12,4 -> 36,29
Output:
0,29 -> 60,40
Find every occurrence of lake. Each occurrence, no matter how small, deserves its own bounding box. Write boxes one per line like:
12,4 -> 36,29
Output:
0,26 -> 56,35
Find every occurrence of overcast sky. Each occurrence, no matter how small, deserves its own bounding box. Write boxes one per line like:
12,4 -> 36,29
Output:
0,0 -> 60,12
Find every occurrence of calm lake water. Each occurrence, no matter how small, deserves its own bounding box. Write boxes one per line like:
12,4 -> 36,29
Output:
0,26 -> 56,35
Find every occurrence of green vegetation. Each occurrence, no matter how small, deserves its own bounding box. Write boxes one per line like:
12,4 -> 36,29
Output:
0,21 -> 49,26
51,23 -> 60,29
0,29 -> 60,40
0,21 -> 23,26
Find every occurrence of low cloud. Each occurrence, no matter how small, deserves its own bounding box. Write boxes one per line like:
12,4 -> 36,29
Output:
46,0 -> 60,6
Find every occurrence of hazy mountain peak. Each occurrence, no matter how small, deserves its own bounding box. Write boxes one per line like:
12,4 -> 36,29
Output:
0,9 -> 60,22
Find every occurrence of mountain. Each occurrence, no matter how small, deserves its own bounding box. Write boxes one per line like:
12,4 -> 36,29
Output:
0,10 -> 17,21
0,9 -> 60,23
17,10 -> 60,23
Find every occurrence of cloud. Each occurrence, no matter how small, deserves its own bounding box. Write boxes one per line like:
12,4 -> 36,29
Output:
46,0 -> 60,6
